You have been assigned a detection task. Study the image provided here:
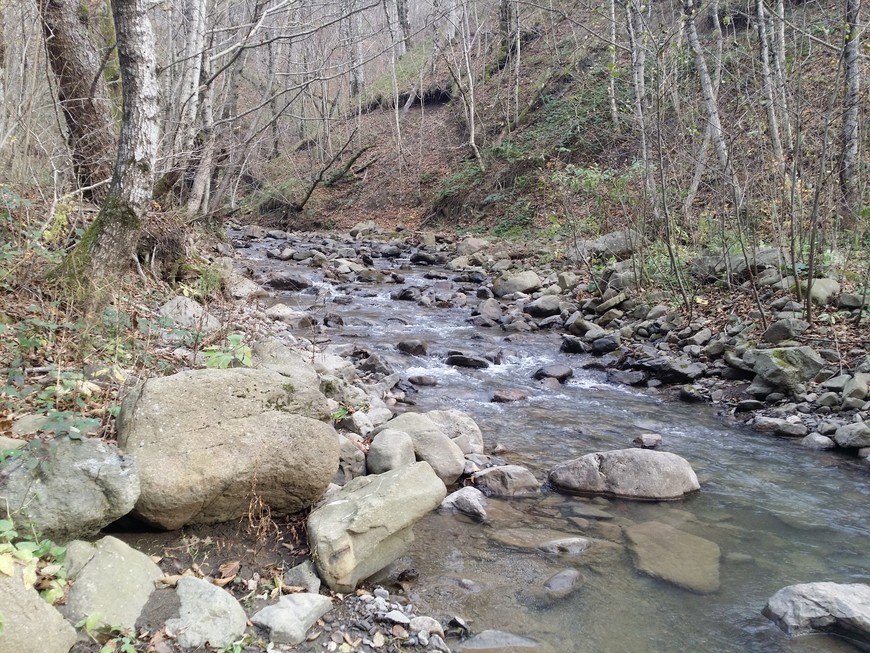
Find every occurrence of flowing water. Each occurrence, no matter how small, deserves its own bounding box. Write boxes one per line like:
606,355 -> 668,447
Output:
242,239 -> 870,652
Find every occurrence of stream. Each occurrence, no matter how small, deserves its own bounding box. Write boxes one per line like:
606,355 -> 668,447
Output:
240,233 -> 870,652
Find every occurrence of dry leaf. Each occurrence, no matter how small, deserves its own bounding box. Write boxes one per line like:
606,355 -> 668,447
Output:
306,629 -> 323,641
212,576 -> 234,587
218,560 -> 240,578
372,631 -> 385,648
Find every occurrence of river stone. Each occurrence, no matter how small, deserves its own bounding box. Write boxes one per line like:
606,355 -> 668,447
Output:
493,271 -> 542,298
117,368 -> 339,529
543,568 -> 582,600
491,388 -> 529,402
0,563 -> 77,653
0,436 -> 139,542
266,270 -> 312,291
265,303 -> 316,329
752,416 -> 808,438
456,629 -> 554,652
283,560 -> 321,594
165,577 -> 247,648
308,462 -> 447,592
524,295 -> 562,318
367,428 -> 416,474
61,536 -> 162,630
440,486 -> 488,521
410,615 -> 445,638
225,272 -> 267,301
473,465 -> 540,496
833,422 -> 870,448
447,353 -> 490,369
762,318 -> 809,344
549,449 -> 700,500
373,413 -> 466,483
457,237 -> 490,255
750,347 -> 824,391
801,433 -> 836,449
569,229 -> 639,262
533,365 -> 573,383
158,296 -> 221,342
251,593 -> 333,644
763,582 -> 870,640
843,373 -> 870,400
478,298 -> 503,321
251,338 -> 321,389
490,528 -> 584,551
625,521 -> 720,594
335,433 -> 366,485
426,409 -> 485,454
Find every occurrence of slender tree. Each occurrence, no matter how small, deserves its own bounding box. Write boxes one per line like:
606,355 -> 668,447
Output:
840,0 -> 862,225
62,0 -> 160,288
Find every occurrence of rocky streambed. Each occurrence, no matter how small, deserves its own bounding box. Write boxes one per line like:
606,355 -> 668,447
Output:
2,222 -> 870,653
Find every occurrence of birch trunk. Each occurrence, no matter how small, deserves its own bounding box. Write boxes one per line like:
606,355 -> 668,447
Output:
62,0 -> 160,286
756,0 -> 784,172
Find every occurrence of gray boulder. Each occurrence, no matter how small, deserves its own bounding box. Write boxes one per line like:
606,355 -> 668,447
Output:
372,413 -> 466,484
158,296 -> 221,343
473,465 -> 540,496
0,437 -> 139,542
493,271 -> 542,298
166,577 -> 247,648
264,303 -> 316,329
283,560 -> 321,594
0,564 -> 76,653
549,449 -> 700,500
440,486 -> 488,521
834,422 -> 870,449
225,272 -> 266,301
61,536 -> 162,630
524,295 -> 562,318
568,230 -> 639,262
335,433 -> 366,485
425,409 -> 485,454
367,428 -> 416,474
251,593 -> 333,644
762,318 -> 809,344
117,368 -> 339,529
750,346 -> 824,391
844,373 -> 870,400
763,582 -> 870,640
626,521 -> 720,594
308,462 -> 447,592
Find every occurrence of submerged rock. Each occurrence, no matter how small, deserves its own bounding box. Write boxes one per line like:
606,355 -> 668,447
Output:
625,521 -> 720,594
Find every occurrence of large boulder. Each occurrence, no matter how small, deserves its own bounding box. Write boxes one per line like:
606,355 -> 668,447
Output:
371,413 -> 466,484
625,521 -> 720,594
366,428 -> 416,474
750,346 -> 824,391
308,462 -> 447,592
60,536 -> 162,630
117,368 -> 339,529
0,437 -> 139,542
834,422 -> 870,449
549,449 -> 700,500
425,409 -> 484,454
763,582 -> 870,640
568,230 -> 639,262
0,564 -> 77,653
493,271 -> 542,298
473,465 -> 540,497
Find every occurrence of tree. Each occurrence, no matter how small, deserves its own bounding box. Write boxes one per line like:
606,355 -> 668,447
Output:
840,0 -> 862,225
37,0 -> 116,199
62,0 -> 160,290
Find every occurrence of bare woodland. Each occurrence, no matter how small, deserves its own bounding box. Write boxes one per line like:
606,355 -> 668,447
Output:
0,0 -> 866,288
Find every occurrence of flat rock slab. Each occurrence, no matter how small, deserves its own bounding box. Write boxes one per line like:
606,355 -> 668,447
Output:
456,629 -> 555,652
625,521 -> 720,594
0,564 -> 77,653
166,577 -> 247,648
763,582 -> 870,640
251,593 -> 333,644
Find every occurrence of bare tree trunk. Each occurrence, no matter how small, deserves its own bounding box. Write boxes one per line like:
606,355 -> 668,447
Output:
840,0 -> 862,225
38,0 -> 116,200
61,0 -> 160,288
772,0 -> 793,150
607,0 -> 619,129
396,0 -> 412,52
187,55 -> 215,216
683,0 -> 744,212
756,0 -> 784,172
